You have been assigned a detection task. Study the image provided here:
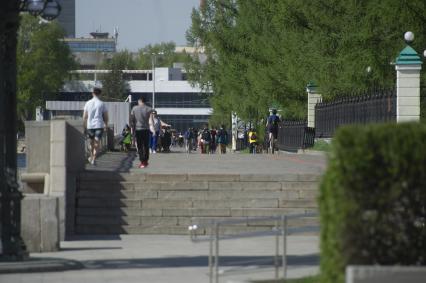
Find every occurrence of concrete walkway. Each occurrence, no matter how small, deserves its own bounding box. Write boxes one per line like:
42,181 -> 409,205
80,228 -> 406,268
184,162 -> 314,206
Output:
0,235 -> 319,283
87,148 -> 327,175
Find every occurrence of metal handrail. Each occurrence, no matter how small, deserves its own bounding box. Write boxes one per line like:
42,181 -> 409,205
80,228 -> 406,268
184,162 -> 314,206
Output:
188,213 -> 319,283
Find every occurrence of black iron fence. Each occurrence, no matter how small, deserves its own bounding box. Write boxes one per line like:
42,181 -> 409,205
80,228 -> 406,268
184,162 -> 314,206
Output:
315,89 -> 396,138
276,121 -> 315,152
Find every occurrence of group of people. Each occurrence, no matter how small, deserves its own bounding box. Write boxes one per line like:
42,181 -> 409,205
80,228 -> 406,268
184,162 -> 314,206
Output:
83,89 -> 166,168
183,124 -> 229,154
83,87 -> 280,168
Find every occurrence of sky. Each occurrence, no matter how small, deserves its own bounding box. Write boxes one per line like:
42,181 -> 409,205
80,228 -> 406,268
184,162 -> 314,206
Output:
76,0 -> 200,51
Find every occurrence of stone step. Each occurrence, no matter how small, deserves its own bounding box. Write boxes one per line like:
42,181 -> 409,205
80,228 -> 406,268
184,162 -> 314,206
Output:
76,207 -> 318,217
74,172 -> 321,235
76,198 -> 317,209
77,189 -> 318,200
78,172 -> 321,183
77,181 -> 318,192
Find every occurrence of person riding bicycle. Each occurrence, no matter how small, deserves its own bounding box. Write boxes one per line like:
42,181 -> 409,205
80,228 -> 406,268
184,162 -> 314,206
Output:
267,109 -> 280,142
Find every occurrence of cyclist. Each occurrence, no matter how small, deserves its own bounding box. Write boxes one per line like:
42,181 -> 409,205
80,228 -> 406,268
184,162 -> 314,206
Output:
266,109 -> 280,152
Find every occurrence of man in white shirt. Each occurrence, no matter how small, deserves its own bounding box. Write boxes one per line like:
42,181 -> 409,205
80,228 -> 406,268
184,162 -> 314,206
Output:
83,87 -> 109,165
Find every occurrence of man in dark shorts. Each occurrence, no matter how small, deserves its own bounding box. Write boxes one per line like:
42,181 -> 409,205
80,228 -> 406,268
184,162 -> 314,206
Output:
83,87 -> 109,165
130,97 -> 153,168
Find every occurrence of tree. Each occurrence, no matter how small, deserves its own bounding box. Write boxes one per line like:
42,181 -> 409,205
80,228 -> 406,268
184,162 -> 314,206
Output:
99,50 -> 134,101
17,14 -> 75,121
136,42 -> 190,69
185,0 -> 426,124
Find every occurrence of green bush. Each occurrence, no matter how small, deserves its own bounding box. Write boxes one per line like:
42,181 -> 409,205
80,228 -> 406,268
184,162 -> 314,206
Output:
319,123 -> 426,283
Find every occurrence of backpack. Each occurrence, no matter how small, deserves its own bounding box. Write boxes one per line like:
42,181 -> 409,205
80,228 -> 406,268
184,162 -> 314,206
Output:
270,115 -> 279,127
202,129 -> 211,142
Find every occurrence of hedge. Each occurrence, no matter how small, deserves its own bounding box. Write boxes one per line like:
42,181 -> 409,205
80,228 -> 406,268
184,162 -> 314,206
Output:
319,123 -> 426,283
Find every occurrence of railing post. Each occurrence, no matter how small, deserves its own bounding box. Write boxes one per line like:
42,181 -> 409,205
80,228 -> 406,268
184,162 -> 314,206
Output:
274,219 -> 280,279
394,34 -> 422,123
282,215 -> 287,279
214,223 -> 219,283
307,82 -> 322,128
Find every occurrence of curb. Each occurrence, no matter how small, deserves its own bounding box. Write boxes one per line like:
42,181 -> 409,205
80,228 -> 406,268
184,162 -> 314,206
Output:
0,257 -> 84,274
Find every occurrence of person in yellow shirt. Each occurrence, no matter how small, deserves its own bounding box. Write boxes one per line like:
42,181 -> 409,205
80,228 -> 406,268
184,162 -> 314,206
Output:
248,128 -> 258,154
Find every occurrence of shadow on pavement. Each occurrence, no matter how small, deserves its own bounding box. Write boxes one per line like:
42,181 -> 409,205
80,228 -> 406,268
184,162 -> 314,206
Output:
81,254 -> 319,270
60,247 -> 123,252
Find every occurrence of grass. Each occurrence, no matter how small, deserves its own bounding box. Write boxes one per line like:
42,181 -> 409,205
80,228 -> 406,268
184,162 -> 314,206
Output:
251,275 -> 319,283
311,140 -> 332,152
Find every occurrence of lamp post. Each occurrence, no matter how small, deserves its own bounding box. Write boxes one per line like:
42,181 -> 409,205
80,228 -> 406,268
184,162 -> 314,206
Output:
0,0 -> 61,261
151,52 -> 164,109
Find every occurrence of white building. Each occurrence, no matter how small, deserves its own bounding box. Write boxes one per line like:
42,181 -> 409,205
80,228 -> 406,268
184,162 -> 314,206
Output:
50,67 -> 213,132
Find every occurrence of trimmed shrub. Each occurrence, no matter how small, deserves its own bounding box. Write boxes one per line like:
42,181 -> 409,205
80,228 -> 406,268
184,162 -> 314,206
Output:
319,123 -> 426,283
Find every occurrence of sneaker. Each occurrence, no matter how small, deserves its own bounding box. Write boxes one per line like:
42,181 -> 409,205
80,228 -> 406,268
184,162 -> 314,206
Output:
91,158 -> 96,166
88,156 -> 92,164
139,162 -> 145,169
152,150 -> 157,154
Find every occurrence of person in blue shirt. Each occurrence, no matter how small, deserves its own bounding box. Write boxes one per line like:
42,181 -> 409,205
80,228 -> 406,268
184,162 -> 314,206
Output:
266,109 -> 281,144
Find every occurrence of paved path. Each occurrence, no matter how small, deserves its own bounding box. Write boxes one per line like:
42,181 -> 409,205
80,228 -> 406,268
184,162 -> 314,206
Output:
87,148 -> 327,175
1,235 -> 319,283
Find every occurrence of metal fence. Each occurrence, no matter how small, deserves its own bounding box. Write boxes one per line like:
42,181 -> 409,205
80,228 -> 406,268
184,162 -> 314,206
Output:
315,89 -> 396,138
276,121 -> 315,152
189,213 -> 319,283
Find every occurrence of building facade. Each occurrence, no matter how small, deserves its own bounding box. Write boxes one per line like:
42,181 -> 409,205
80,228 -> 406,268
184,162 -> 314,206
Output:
49,67 -> 212,132
62,32 -> 117,69
57,0 -> 75,37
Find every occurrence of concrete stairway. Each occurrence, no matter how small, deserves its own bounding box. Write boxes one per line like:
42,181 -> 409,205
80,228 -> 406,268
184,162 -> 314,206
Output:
74,172 -> 320,235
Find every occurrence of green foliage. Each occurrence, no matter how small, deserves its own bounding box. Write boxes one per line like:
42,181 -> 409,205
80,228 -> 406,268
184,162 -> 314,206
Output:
186,0 -> 426,124
312,140 -> 332,152
17,15 -> 75,120
319,123 -> 426,283
99,50 -> 134,100
136,42 -> 190,69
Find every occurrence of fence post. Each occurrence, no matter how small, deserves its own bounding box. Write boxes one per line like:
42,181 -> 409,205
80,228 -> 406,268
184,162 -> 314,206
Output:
307,81 -> 322,128
395,33 -> 423,123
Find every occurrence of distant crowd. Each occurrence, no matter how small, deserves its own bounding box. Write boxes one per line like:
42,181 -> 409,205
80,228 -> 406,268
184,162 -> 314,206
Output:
84,87 -> 280,168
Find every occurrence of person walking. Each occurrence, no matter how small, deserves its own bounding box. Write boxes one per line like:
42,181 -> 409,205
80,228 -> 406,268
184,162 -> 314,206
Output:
149,110 -> 170,154
210,127 -> 217,154
130,97 -> 153,168
83,87 -> 108,166
200,124 -> 212,154
248,128 -> 258,154
216,125 -> 228,154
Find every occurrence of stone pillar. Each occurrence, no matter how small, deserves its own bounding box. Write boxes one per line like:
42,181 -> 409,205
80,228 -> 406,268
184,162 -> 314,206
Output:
395,45 -> 422,122
49,120 -> 67,240
306,82 -> 322,128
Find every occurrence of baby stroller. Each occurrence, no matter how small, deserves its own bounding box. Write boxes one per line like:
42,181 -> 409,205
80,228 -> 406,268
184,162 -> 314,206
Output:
160,127 -> 172,152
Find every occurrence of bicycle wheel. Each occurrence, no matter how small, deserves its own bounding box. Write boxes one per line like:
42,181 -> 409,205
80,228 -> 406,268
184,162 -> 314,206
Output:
269,136 -> 275,154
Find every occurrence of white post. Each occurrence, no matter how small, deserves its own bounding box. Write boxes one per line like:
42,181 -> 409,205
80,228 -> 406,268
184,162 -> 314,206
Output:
231,112 -> 237,152
306,82 -> 322,128
395,34 -> 423,123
